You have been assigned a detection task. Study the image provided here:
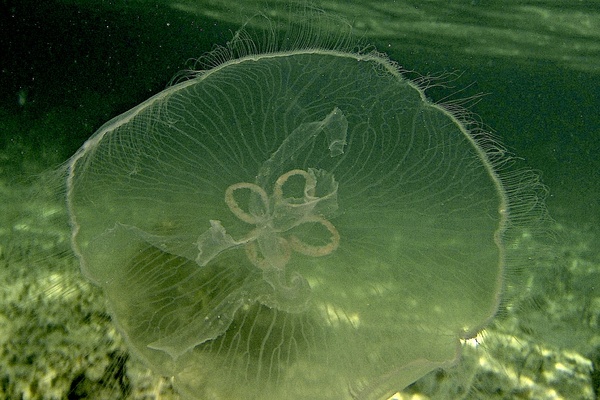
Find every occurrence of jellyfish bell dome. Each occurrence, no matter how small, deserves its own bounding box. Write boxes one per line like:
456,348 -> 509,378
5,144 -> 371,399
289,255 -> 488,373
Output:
66,11 -> 511,400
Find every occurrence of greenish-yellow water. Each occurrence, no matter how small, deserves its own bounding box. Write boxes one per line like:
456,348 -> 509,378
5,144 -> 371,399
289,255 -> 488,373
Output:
0,1 -> 598,399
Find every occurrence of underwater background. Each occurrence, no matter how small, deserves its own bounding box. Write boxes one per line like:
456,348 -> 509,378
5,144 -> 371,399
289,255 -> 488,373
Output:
0,0 -> 598,398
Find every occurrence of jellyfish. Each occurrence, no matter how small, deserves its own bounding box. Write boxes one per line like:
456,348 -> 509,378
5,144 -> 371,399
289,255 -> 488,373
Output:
65,12 -> 512,400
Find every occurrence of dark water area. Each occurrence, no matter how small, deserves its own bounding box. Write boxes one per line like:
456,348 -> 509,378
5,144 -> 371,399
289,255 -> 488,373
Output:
3,0 -> 597,225
1,0 -> 228,172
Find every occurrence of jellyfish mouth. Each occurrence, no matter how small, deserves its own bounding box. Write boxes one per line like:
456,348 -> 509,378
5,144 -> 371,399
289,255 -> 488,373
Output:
193,107 -> 347,313
196,168 -> 340,271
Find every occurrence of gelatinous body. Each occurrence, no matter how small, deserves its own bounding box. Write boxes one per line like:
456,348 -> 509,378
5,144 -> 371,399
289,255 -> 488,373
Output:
66,46 -> 506,399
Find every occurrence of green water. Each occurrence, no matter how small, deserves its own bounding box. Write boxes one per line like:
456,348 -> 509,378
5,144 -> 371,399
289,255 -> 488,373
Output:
0,1 -> 598,399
